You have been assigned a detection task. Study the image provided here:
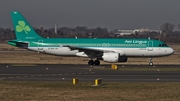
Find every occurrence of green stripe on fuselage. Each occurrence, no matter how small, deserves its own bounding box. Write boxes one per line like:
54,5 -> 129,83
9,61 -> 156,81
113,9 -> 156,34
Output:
25,38 -> 168,48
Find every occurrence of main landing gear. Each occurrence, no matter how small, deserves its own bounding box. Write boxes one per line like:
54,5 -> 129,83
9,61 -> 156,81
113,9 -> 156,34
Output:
149,58 -> 153,66
88,59 -> 100,65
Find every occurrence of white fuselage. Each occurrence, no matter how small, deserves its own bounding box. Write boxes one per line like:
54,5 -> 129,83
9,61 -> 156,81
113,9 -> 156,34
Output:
28,46 -> 174,57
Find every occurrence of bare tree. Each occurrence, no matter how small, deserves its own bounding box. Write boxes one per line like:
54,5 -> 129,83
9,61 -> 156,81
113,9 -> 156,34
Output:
178,24 -> 180,30
160,22 -> 175,36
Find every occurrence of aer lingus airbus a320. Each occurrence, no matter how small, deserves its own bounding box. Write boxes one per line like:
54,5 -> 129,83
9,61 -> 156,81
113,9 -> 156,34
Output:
8,11 -> 174,65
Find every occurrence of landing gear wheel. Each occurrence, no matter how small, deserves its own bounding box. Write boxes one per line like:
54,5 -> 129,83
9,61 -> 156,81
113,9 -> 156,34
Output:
88,60 -> 94,65
148,58 -> 153,66
94,60 -> 100,65
149,62 -> 153,66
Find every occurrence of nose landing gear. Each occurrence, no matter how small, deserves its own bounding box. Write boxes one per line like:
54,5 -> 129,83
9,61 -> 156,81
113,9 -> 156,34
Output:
149,58 -> 153,66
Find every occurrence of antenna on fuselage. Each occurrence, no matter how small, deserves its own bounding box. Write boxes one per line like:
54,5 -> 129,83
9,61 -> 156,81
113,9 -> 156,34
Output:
75,36 -> 77,39
148,37 -> 150,40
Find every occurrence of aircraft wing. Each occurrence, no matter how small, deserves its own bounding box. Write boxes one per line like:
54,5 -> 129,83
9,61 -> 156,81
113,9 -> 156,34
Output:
63,45 -> 113,58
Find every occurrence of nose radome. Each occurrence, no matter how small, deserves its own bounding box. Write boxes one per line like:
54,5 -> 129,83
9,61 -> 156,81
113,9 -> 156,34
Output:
168,48 -> 174,55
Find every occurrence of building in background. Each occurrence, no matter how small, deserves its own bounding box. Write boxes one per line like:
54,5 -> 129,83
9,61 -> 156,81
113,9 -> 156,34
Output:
114,30 -> 134,36
115,28 -> 162,36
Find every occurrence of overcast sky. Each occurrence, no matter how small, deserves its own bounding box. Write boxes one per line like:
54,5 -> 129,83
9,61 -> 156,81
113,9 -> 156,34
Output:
0,0 -> 180,31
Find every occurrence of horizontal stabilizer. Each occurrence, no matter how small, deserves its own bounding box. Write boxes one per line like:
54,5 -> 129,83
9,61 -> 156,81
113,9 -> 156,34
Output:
8,41 -> 29,49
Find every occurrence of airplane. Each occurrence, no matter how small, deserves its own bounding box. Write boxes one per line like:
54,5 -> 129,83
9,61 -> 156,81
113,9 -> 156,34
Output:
8,11 -> 174,66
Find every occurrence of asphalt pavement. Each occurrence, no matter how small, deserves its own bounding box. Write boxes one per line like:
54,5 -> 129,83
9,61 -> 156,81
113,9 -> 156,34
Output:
0,64 -> 180,82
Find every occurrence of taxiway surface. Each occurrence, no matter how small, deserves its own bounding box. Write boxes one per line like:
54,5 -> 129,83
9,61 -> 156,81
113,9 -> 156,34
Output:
0,64 -> 180,82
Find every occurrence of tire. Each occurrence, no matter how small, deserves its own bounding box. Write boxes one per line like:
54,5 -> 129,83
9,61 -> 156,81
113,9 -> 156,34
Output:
149,62 -> 153,66
94,60 -> 100,65
88,60 -> 94,65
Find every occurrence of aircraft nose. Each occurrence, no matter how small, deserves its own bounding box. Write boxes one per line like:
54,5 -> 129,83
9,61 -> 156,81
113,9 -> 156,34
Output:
168,48 -> 174,55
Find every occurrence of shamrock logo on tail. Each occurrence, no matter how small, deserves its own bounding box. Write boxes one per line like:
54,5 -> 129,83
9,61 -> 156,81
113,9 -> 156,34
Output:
16,21 -> 31,34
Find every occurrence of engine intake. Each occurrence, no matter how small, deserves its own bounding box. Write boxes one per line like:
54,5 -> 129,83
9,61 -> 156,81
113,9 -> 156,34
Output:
102,53 -> 127,62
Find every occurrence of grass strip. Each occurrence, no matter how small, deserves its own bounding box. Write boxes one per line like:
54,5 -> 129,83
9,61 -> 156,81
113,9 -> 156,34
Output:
0,81 -> 180,101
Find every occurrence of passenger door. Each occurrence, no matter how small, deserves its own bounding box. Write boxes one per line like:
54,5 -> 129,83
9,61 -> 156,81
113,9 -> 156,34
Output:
38,40 -> 43,50
148,41 -> 153,51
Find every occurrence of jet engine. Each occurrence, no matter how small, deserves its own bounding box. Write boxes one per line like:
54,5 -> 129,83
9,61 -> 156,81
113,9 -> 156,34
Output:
102,53 -> 127,62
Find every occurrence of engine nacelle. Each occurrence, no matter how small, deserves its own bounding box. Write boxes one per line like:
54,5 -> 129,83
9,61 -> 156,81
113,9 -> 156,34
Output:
76,52 -> 88,57
102,53 -> 127,62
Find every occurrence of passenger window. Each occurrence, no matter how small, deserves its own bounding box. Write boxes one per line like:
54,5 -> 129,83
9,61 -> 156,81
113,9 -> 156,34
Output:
162,44 -> 164,47
159,44 -> 161,47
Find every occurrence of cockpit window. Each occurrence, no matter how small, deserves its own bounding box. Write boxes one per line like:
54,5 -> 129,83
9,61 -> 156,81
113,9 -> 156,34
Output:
159,44 -> 168,47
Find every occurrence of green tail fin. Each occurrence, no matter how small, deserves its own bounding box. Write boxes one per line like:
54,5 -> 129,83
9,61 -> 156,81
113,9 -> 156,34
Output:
11,11 -> 42,39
